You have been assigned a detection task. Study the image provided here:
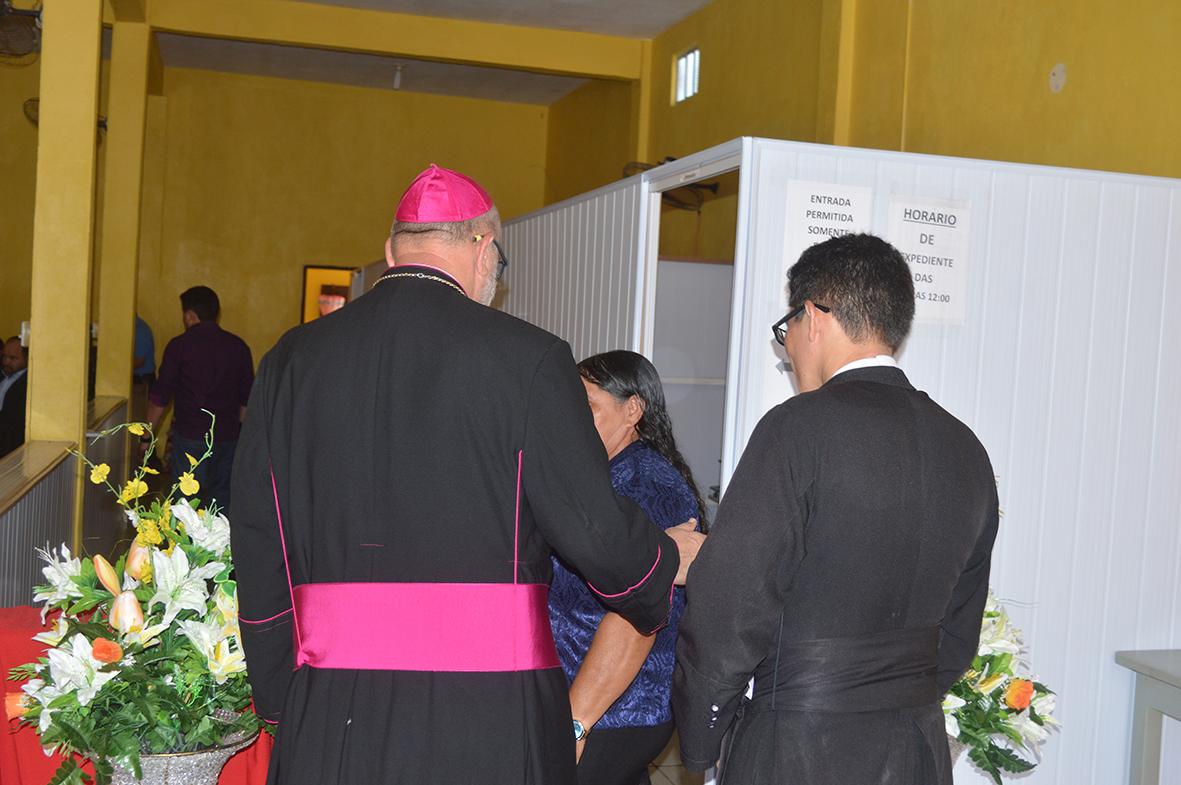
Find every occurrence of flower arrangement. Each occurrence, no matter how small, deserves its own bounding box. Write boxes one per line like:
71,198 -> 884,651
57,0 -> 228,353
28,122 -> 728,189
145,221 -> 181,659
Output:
942,591 -> 1060,783
6,420 -> 262,785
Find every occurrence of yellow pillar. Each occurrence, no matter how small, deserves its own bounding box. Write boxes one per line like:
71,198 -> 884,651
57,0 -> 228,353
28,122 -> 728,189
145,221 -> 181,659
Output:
96,21 -> 151,403
632,40 -> 653,164
27,0 -> 104,549
815,0 -> 858,145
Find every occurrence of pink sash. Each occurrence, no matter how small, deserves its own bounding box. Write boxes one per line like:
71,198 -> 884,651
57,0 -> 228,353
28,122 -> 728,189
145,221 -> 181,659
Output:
291,581 -> 559,672
271,452 -> 559,673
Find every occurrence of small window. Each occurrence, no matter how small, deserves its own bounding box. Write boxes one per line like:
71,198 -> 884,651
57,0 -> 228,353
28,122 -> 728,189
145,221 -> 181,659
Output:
674,48 -> 700,104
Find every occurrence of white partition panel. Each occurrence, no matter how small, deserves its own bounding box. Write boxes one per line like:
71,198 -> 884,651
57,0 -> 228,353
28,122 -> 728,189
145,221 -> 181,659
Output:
727,138 -> 1181,785
501,177 -> 648,361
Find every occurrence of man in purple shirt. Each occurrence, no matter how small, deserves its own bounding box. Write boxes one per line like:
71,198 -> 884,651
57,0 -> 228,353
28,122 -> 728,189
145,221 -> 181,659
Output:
146,285 -> 253,513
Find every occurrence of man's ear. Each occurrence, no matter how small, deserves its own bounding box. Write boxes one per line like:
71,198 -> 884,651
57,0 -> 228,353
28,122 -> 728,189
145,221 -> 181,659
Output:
384,236 -> 396,267
475,234 -> 496,277
807,301 -> 825,344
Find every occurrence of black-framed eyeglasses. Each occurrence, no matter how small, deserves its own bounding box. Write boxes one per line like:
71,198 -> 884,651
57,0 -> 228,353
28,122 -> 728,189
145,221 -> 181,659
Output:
475,235 -> 510,281
492,239 -> 509,281
772,302 -> 831,346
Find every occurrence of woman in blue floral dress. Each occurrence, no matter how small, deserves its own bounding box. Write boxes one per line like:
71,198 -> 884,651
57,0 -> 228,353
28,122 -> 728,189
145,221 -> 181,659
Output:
549,350 -> 707,785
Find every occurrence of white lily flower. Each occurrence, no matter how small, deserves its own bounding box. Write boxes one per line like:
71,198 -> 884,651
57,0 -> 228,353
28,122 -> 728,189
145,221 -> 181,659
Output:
977,613 -> 1022,657
1032,693 -> 1060,727
173,500 -> 231,556
179,620 -> 245,684
33,616 -> 70,647
122,622 -> 169,648
1009,707 -> 1050,749
32,545 -> 83,621
46,634 -> 118,707
215,587 -> 239,634
148,548 -> 224,626
208,637 -> 247,684
942,694 -> 966,738
22,678 -> 63,733
178,618 -> 222,655
125,509 -> 140,527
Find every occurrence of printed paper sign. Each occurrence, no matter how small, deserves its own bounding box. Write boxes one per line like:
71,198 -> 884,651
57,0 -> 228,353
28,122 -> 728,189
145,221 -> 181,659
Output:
887,196 -> 970,324
759,181 -> 875,417
783,181 -> 875,281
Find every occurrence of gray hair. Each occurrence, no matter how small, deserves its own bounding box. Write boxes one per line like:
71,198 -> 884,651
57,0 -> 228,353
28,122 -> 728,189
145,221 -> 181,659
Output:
390,206 -> 501,249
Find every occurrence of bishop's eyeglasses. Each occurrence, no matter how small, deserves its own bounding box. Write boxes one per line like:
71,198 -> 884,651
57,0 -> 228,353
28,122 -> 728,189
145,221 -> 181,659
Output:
772,302 -> 831,346
474,234 -> 510,281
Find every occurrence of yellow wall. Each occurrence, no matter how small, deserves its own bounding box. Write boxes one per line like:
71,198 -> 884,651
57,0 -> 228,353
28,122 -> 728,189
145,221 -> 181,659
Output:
896,0 -> 1181,178
0,61 -> 42,341
541,0 -> 830,259
1,58 -> 111,343
648,0 -> 826,259
544,78 -> 635,204
541,0 -> 1181,255
136,67 -> 548,364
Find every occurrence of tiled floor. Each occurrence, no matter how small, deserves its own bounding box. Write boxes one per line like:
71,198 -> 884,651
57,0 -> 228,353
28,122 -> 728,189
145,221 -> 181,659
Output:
647,733 -> 705,785
647,764 -> 704,785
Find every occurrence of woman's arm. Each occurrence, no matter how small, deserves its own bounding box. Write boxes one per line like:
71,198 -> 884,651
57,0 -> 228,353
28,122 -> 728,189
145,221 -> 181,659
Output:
569,611 -> 657,761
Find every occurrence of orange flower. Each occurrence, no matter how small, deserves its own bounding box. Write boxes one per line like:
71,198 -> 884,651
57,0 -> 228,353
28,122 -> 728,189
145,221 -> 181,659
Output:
4,691 -> 26,720
93,554 -> 121,595
1004,678 -> 1035,710
91,638 -> 123,664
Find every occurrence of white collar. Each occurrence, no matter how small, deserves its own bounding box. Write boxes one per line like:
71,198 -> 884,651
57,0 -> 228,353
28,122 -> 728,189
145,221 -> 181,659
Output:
830,355 -> 898,379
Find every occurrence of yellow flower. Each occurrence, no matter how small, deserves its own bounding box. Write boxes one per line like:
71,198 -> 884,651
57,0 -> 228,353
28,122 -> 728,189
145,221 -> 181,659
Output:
142,465 -> 159,475
127,423 -> 145,436
186,453 -> 199,469
119,478 -> 149,503
136,519 -> 164,546
179,472 -> 200,496
89,463 -> 110,484
976,672 -> 1006,694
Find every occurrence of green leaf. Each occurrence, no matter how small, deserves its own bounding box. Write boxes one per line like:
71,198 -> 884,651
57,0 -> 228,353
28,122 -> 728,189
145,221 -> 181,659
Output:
66,596 -> 106,616
46,758 -> 85,785
51,716 -> 91,754
993,746 -> 1037,773
967,744 -> 1003,785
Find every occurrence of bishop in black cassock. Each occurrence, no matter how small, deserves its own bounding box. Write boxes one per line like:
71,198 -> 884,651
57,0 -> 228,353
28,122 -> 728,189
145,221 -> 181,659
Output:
674,234 -> 999,785
230,165 -> 685,785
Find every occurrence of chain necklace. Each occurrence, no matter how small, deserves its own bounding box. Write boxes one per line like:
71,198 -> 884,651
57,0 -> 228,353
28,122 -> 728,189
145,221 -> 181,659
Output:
373,270 -> 466,297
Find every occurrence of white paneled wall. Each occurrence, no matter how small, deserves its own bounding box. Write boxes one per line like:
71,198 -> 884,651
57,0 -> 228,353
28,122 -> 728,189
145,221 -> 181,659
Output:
729,138 -> 1181,785
0,451 -> 76,607
501,177 -> 646,361
502,138 -> 1181,785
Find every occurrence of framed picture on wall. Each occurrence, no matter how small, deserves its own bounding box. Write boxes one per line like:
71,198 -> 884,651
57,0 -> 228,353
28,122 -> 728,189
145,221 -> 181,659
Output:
301,265 -> 357,323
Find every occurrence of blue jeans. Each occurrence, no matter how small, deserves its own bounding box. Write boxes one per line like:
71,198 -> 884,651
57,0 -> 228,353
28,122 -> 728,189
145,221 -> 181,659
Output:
169,434 -> 238,515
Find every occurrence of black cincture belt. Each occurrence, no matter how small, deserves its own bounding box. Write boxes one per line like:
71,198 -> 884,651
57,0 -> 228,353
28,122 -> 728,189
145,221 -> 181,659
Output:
750,625 -> 940,714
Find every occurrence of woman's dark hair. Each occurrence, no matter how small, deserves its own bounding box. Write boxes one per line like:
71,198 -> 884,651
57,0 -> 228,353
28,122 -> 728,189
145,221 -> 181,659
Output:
578,350 -> 708,531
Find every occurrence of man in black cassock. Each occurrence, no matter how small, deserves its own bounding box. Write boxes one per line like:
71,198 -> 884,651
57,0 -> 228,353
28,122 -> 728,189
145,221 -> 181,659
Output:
673,233 -> 999,784
230,164 -> 701,785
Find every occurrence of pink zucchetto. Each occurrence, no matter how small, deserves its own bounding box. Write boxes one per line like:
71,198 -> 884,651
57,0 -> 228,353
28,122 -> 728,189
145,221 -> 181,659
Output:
394,164 -> 494,223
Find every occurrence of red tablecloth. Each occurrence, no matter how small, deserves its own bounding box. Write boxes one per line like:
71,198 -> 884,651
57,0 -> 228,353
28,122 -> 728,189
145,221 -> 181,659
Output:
1,606 -> 271,785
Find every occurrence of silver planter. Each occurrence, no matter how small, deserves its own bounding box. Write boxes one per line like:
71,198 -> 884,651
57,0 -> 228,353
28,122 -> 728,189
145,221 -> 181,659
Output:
109,732 -> 258,785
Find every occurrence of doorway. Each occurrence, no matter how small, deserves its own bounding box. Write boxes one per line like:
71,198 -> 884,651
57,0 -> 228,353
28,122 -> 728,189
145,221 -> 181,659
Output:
645,165 -> 741,523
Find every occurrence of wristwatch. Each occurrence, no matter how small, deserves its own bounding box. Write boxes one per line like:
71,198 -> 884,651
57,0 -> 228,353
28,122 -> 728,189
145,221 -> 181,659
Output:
572,719 -> 589,742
